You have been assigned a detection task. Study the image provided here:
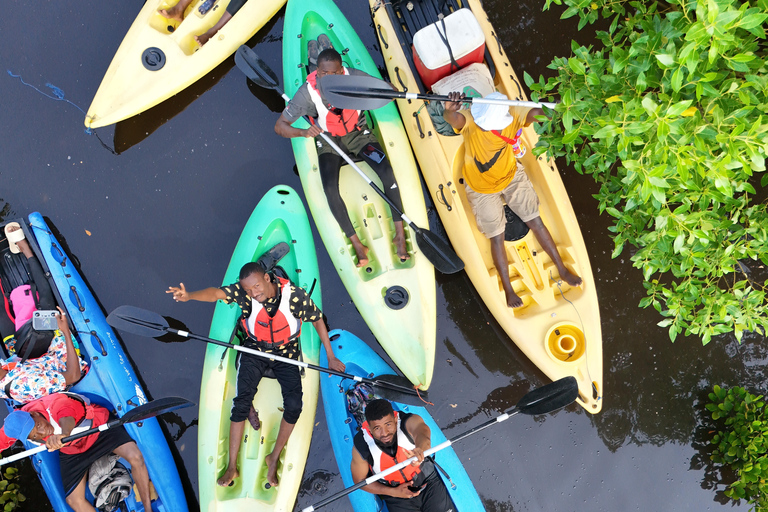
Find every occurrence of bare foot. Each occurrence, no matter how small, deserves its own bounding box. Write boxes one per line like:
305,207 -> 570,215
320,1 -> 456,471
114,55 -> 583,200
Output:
560,268 -> 582,287
194,31 -> 214,47
217,466 -> 239,487
6,225 -> 32,258
158,4 -> 186,22
393,234 -> 410,262
504,288 -> 524,308
355,246 -> 370,268
265,451 -> 280,487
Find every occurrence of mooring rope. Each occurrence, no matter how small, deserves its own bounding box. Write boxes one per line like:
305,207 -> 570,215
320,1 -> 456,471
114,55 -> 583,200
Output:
7,70 -> 118,155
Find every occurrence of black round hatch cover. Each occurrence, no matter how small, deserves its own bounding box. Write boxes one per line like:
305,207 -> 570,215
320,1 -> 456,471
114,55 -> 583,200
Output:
141,47 -> 166,71
384,286 -> 409,310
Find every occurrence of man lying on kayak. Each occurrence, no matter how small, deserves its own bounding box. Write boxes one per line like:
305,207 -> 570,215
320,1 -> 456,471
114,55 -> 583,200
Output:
274,48 -> 410,267
350,399 -> 455,512
443,92 -> 582,308
0,392 -> 153,512
167,262 -> 345,487
158,0 -> 246,46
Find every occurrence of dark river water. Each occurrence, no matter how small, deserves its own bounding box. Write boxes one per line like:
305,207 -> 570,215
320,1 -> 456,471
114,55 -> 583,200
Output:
2,1 -> 766,511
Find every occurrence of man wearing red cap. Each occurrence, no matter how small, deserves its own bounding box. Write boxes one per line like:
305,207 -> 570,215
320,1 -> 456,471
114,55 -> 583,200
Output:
0,393 -> 153,512
444,92 -> 582,308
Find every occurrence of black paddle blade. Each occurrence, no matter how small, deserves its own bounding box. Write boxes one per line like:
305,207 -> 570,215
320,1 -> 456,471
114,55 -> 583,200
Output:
371,374 -> 429,405
235,46 -> 280,91
413,228 -> 464,274
321,75 -> 395,110
107,305 -> 171,339
517,376 -> 578,416
256,242 -> 290,272
120,397 -> 194,423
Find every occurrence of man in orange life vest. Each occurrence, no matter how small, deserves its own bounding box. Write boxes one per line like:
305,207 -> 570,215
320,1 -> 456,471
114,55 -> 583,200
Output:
351,399 -> 456,512
0,393 -> 153,512
275,48 -> 410,267
167,262 -> 345,488
443,92 -> 582,308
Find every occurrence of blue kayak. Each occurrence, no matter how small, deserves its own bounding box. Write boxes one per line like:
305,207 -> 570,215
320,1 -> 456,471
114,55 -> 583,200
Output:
319,330 -> 484,511
0,213 -> 188,512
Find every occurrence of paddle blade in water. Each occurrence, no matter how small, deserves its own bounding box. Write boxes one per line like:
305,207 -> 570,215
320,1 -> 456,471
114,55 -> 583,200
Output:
371,373 -> 429,405
321,75 -> 394,110
235,46 -> 280,91
517,376 -> 578,416
120,397 -> 194,423
414,228 -> 464,274
107,305 -> 171,338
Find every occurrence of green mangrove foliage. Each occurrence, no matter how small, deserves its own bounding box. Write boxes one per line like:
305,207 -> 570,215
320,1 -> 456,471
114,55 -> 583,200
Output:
527,0 -> 768,343
707,385 -> 768,509
0,467 -> 25,511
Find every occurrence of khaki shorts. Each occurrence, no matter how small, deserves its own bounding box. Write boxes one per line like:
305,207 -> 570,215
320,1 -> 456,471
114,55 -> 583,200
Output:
464,163 -> 540,238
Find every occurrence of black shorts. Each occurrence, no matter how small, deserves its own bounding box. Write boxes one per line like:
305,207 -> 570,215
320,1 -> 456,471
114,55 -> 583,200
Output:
60,424 -> 134,496
381,472 -> 457,512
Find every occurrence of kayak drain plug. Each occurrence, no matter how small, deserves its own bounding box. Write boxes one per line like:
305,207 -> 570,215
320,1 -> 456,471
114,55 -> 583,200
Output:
384,286 -> 409,310
142,47 -> 166,71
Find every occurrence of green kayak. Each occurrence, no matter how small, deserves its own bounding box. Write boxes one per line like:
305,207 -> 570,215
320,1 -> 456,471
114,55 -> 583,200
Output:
198,185 -> 321,512
282,0 -> 437,389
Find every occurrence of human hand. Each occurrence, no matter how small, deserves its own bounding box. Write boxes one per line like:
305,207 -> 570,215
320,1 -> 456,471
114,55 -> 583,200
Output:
444,91 -> 466,112
167,283 -> 189,302
327,356 -> 346,372
45,434 -> 66,452
305,125 -> 324,137
403,447 -> 425,464
55,306 -> 68,331
392,481 -> 423,499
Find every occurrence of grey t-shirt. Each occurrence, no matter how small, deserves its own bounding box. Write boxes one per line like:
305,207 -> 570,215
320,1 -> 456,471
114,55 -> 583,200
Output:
281,68 -> 372,124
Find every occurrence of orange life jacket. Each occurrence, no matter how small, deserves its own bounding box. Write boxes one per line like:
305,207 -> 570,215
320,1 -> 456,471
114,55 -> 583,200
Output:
306,69 -> 361,137
360,411 -> 421,485
241,277 -> 301,347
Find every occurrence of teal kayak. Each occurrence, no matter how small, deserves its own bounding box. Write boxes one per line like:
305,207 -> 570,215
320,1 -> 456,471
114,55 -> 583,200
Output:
197,185 -> 322,512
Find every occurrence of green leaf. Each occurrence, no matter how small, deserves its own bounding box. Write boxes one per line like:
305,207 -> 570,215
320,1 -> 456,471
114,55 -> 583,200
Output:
656,54 -> 676,67
568,58 -> 586,75
667,100 -> 694,117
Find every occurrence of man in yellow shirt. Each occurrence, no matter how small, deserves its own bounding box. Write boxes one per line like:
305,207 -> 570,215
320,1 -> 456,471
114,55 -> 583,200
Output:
444,92 -> 581,308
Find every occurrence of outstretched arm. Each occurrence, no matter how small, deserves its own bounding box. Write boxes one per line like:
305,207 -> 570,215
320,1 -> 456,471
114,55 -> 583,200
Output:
403,414 -> 431,463
167,283 -> 226,303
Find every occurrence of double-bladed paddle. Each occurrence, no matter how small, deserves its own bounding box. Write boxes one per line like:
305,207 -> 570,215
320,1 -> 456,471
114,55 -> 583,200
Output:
320,74 -> 558,111
233,45 -> 464,275
303,376 -> 578,511
0,397 -> 194,466
107,305 -> 428,404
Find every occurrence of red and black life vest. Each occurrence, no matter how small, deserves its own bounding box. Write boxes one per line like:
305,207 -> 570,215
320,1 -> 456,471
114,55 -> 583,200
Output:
360,411 -> 422,485
306,69 -> 361,137
241,277 -> 301,347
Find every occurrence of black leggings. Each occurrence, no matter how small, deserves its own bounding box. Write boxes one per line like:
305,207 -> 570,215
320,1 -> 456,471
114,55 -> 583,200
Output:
318,143 -> 404,238
231,353 -> 303,424
0,255 -> 55,339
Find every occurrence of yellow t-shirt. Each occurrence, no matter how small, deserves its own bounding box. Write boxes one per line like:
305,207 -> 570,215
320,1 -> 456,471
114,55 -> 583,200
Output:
459,107 -> 531,194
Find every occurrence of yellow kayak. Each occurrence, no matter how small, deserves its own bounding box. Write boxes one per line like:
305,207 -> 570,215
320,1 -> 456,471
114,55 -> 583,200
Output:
85,0 -> 286,128
370,0 -> 603,412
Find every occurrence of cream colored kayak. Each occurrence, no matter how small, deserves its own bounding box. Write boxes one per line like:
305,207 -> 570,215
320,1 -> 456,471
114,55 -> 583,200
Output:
198,185 -> 321,511
370,0 -> 603,412
86,0 -> 286,128
283,0 -> 437,389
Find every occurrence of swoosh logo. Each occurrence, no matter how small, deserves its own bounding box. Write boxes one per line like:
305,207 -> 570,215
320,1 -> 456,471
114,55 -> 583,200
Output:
473,146 -> 506,174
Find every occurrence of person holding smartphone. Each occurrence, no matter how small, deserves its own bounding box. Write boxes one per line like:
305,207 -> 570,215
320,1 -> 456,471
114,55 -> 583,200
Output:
350,399 -> 456,512
0,225 -> 87,404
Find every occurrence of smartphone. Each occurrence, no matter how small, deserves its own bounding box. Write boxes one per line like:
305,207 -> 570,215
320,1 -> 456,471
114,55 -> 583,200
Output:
32,310 -> 58,331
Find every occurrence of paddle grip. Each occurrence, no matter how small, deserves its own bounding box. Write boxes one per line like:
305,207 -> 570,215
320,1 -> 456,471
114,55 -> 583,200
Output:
0,422 -> 113,467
